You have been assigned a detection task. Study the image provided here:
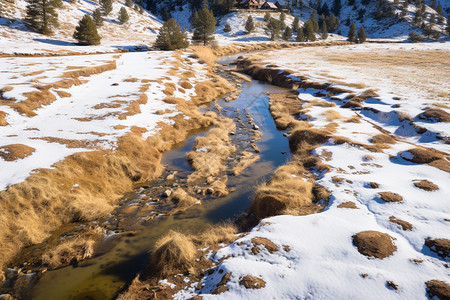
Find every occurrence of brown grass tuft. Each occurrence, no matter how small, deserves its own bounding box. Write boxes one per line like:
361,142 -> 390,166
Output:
378,192 -> 403,203
426,280 -> 450,300
0,144 -> 35,161
239,275 -> 266,289
190,46 -> 217,67
389,216 -> 413,231
322,110 -> 344,121
337,202 -> 358,209
195,222 -> 238,246
42,237 -> 97,269
413,179 -> 439,191
400,148 -> 443,164
0,111 -> 8,126
55,90 -> 71,98
417,108 -> 450,123
288,129 -> 330,153
425,238 -> 450,259
371,134 -> 395,144
352,230 -> 397,259
169,188 -> 198,208
150,230 -> 197,277
251,237 -> 279,254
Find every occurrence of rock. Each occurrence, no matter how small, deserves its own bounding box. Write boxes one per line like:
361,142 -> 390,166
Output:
426,280 -> 450,300
386,281 -> 398,290
252,124 -> 259,130
111,83 -> 119,86
162,189 -> 172,198
352,230 -> 397,259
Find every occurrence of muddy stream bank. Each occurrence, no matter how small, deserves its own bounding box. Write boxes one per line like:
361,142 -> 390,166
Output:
3,56 -> 291,300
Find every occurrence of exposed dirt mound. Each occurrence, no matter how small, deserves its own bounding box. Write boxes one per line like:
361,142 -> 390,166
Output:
400,148 -> 442,164
337,202 -> 358,209
239,275 -> 266,289
150,230 -> 197,277
352,230 -> 397,259
389,216 -> 413,231
251,237 -> 279,254
371,134 -> 396,144
417,108 -> 450,123
413,179 -> 439,191
426,280 -> 450,300
378,192 -> 403,203
288,129 -> 330,153
0,144 -> 35,161
212,272 -> 231,294
425,238 -> 450,259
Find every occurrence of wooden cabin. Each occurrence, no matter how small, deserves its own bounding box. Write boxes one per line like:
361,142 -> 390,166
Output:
261,1 -> 278,9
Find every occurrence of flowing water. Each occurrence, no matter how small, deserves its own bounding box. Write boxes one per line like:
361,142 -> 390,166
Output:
29,63 -> 290,300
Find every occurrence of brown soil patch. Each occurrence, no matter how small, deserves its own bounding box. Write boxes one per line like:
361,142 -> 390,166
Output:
352,230 -> 397,259
0,144 -> 35,161
378,192 -> 403,203
426,280 -> 450,300
425,238 -> 450,259
369,182 -> 379,189
371,134 -> 395,144
0,111 -> 8,126
239,275 -> 266,289
213,272 -> 231,294
413,179 -> 439,191
400,148 -> 443,164
429,159 -> 450,173
337,202 -> 358,209
251,237 -> 279,254
123,78 -> 139,82
417,108 -> 450,123
389,216 -> 413,231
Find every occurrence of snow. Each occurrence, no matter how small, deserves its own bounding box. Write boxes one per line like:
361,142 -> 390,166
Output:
0,51 -> 208,190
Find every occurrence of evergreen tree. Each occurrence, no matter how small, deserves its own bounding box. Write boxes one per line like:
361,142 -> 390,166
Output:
429,14 -> 435,24
139,6 -> 144,14
310,9 -> 319,32
296,26 -> 305,41
245,15 -> 255,34
223,23 -> 231,32
100,0 -> 113,16
326,14 -> 339,32
93,8 -> 104,26
321,21 -> 328,39
265,17 -> 282,40
73,14 -> 101,45
125,0 -> 132,7
357,26 -> 366,43
447,17 -> 450,35
133,4 -> 139,11
118,7 -> 129,23
303,19 -> 316,41
25,0 -> 62,34
332,0 -> 341,16
192,1 -> 216,45
155,18 -> 189,50
282,26 -> 293,40
292,16 -> 300,32
348,22 -> 357,42
264,11 -> 271,22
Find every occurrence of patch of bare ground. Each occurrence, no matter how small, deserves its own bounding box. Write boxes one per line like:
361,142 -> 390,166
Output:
426,280 -> 450,300
389,216 -> 413,231
425,238 -> 450,259
0,67 -> 233,273
413,179 -> 439,191
371,134 -> 396,144
378,192 -> 403,203
417,108 -> 450,123
352,231 -> 397,259
0,111 -> 8,126
0,144 -> 35,161
337,202 -> 358,209
251,237 -> 279,254
400,147 -> 450,173
239,275 -> 266,289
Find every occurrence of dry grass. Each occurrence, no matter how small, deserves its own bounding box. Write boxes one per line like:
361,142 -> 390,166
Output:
150,230 -> 197,277
41,237 -> 98,269
190,46 -> 217,67
232,151 -> 260,176
169,188 -> 198,208
0,144 -> 35,161
417,108 -> 450,123
191,74 -> 235,105
194,222 -> 238,247
55,90 -> 71,98
322,110 -> 344,122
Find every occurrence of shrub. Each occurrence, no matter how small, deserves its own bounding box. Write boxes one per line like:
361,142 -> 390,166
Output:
73,14 -> 101,45
409,32 -> 423,42
223,23 -> 231,32
118,7 -> 129,24
155,18 -> 189,50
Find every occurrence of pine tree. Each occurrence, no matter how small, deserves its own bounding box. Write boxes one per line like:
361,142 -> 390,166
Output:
100,0 -> 113,16
192,1 -> 216,46
118,7 -> 129,24
321,21 -> 328,39
155,18 -> 189,50
25,0 -> 62,34
282,26 -> 293,40
245,15 -> 255,34
223,23 -> 231,32
73,14 -> 101,45
310,9 -> 319,32
133,4 -> 139,11
348,22 -> 357,42
357,26 -> 366,43
265,17 -> 282,40
139,6 -> 144,14
303,19 -> 316,41
93,8 -> 104,26
264,11 -> 271,22
125,0 -> 132,7
296,26 -> 305,41
292,16 -> 300,32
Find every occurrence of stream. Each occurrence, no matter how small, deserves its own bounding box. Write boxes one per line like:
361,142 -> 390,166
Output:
26,57 -> 290,300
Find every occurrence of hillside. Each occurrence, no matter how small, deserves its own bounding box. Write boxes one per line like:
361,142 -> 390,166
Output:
0,0 -> 161,54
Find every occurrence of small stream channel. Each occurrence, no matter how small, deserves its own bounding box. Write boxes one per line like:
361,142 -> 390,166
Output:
28,58 -> 290,300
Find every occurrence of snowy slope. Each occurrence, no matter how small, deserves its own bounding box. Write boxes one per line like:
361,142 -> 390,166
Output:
0,0 -> 162,54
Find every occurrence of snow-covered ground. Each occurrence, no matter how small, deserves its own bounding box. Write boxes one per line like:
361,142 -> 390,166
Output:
172,42 -> 450,299
0,0 -> 161,54
0,51 -> 208,190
